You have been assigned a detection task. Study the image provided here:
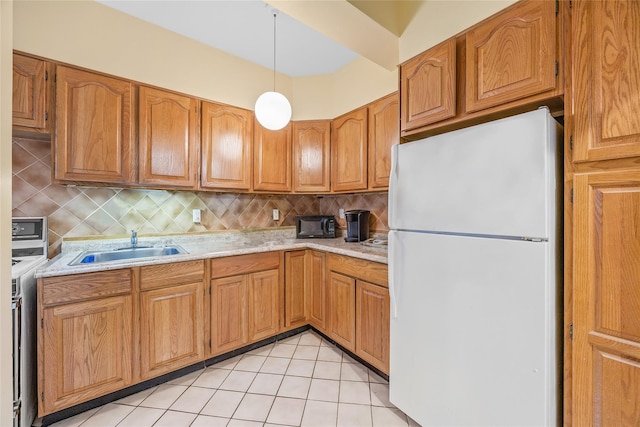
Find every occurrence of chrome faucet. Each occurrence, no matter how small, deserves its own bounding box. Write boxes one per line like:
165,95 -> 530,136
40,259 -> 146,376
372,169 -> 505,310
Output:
130,229 -> 138,248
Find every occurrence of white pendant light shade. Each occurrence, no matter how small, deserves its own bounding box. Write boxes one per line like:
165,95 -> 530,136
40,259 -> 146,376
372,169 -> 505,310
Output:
255,91 -> 292,131
255,9 -> 292,131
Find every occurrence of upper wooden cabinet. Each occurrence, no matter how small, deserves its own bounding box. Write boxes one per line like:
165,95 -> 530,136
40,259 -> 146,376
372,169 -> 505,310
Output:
254,122 -> 292,192
201,101 -> 253,191
400,39 -> 456,132
12,53 -> 51,133
368,93 -> 399,189
331,107 -> 368,192
292,121 -> 331,193
572,0 -> 640,163
400,0 -> 564,140
54,66 -> 135,184
465,0 -> 557,113
138,86 -> 199,188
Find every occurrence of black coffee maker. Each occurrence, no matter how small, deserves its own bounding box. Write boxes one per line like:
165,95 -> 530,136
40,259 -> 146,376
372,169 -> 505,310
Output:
344,210 -> 370,242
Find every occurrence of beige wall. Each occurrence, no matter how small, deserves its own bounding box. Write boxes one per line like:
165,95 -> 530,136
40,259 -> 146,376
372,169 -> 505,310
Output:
292,56 -> 398,119
1,1 -> 13,425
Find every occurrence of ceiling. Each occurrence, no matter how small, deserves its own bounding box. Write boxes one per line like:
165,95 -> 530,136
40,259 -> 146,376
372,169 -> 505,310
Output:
97,0 -> 413,77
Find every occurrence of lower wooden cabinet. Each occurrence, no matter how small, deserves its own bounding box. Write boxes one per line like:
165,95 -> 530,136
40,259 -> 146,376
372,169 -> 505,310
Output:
248,269 -> 280,341
210,252 -> 282,356
327,254 -> 389,373
211,275 -> 248,354
328,271 -> 357,351
38,270 -> 134,416
356,280 -> 390,373
307,251 -> 327,332
139,260 -> 205,380
285,250 -> 328,332
37,250 -> 388,417
284,250 -> 308,328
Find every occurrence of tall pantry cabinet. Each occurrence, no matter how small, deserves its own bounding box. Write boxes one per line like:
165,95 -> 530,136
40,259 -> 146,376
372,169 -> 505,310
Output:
570,0 -> 640,425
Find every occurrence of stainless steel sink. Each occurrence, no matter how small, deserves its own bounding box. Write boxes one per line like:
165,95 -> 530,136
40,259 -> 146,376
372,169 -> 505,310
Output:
69,245 -> 187,265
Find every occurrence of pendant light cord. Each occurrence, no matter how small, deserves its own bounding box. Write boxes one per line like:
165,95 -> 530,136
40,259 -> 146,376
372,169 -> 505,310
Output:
272,11 -> 277,92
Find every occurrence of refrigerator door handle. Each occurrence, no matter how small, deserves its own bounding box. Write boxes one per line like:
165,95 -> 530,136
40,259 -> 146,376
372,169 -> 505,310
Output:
388,230 -> 399,318
388,143 -> 399,229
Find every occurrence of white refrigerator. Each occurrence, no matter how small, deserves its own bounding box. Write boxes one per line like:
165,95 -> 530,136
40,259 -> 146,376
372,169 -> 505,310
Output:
388,108 -> 562,426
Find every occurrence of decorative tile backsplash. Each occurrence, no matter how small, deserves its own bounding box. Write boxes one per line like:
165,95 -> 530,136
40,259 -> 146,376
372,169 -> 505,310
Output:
12,137 -> 388,256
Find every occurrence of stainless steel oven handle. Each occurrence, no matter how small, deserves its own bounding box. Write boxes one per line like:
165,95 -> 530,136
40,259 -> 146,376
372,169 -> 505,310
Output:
12,295 -> 22,403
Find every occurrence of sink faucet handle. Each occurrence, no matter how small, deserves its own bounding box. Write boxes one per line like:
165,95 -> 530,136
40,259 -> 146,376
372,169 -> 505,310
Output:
131,229 -> 138,247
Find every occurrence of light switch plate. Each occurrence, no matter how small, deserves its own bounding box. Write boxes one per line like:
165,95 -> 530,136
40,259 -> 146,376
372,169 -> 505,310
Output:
272,209 -> 279,221
339,208 -> 345,219
192,209 -> 201,223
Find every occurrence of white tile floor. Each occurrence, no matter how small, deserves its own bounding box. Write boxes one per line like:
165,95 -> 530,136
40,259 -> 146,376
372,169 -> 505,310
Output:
49,330 -> 419,427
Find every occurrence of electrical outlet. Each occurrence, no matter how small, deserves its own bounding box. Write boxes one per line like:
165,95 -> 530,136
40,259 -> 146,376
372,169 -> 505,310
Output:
272,209 -> 280,221
339,208 -> 345,219
192,209 -> 201,223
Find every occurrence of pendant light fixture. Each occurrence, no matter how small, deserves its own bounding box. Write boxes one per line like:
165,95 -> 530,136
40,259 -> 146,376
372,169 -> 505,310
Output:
255,9 -> 292,131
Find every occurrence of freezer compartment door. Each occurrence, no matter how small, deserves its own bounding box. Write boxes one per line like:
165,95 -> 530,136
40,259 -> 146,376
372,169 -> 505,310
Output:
389,108 -> 559,239
389,231 -> 557,426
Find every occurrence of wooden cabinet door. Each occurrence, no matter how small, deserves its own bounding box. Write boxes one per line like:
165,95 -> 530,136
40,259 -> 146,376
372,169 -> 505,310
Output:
573,170 -> 640,426
292,120 -> 331,192
211,275 -> 248,355
138,86 -> 199,188
331,107 -> 368,192
254,121 -> 292,192
248,269 -> 280,342
55,66 -> 134,184
368,93 -> 399,189
465,0 -> 557,113
572,0 -> 640,162
285,251 -> 307,328
400,38 -> 456,132
13,53 -> 50,131
140,282 -> 204,380
41,295 -> 133,414
307,250 -> 327,332
328,271 -> 356,351
201,102 -> 253,190
355,280 -> 390,374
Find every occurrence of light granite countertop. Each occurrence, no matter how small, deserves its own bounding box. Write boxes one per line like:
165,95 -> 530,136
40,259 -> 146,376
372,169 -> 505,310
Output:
36,227 -> 388,278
